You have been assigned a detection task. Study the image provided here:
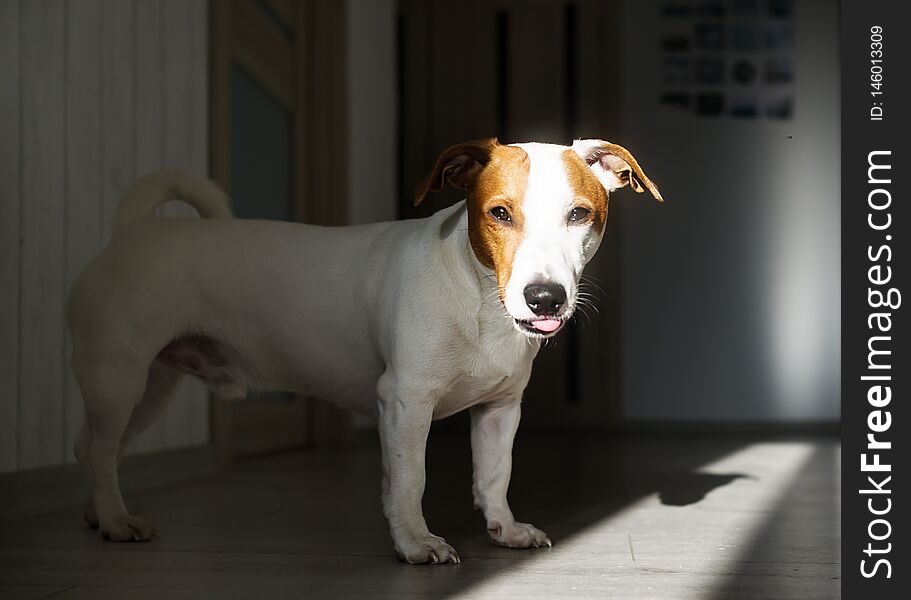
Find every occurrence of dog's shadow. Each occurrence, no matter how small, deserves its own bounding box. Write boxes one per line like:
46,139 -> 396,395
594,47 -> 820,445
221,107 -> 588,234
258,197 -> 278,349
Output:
656,472 -> 754,506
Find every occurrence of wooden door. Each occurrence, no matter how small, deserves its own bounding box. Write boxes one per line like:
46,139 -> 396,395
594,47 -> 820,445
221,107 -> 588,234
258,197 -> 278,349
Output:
398,0 -> 625,430
209,0 -> 349,464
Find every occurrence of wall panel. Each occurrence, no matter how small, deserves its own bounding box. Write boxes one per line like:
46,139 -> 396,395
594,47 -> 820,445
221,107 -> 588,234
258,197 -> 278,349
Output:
0,0 -> 211,473
63,0 -> 104,463
100,0 -> 135,243
0,0 -> 21,472
19,0 -> 67,470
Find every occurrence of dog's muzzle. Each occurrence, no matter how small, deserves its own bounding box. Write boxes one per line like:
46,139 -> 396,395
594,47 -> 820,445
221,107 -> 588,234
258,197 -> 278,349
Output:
518,283 -> 567,334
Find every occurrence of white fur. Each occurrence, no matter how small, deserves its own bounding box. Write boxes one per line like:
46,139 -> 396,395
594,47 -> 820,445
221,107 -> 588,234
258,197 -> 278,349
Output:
66,143 -> 618,562
502,143 -> 605,328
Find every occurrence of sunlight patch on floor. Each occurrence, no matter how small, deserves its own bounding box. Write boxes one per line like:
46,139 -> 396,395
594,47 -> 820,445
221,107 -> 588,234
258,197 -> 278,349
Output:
452,442 -> 824,599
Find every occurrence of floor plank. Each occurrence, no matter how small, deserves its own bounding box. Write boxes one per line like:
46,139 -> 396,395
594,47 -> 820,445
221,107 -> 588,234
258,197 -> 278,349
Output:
0,584 -> 71,600
0,433 -> 839,599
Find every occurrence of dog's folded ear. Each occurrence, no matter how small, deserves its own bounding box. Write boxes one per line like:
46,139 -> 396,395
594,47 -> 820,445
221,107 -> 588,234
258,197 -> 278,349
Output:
414,138 -> 500,206
571,139 -> 663,202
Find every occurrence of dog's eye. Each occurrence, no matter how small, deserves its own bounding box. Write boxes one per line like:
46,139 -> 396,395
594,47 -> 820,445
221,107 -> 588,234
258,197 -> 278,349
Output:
568,207 -> 591,223
489,206 -> 512,222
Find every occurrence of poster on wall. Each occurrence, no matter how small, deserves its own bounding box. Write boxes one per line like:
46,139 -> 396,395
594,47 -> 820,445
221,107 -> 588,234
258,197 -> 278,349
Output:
659,0 -> 795,119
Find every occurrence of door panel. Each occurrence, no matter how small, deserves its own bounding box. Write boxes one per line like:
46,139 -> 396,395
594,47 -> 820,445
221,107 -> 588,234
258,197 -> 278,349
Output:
397,0 -> 623,429
230,63 -> 294,222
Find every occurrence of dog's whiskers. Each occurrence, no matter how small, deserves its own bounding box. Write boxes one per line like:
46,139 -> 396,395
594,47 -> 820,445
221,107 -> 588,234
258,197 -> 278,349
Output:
579,275 -> 607,298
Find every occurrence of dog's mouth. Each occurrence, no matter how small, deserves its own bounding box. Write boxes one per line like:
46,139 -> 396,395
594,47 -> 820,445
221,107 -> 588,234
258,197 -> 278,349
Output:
514,317 -> 565,337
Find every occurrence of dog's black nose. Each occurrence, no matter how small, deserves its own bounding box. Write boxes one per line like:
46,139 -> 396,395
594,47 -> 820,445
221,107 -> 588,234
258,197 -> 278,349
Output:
523,283 -> 567,316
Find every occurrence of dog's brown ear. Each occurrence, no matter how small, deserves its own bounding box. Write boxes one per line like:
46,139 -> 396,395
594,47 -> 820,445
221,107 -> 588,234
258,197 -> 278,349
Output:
414,138 -> 500,206
571,139 -> 663,202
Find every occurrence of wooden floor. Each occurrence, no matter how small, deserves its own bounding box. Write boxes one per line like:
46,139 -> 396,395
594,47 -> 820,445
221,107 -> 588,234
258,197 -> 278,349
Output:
0,431 -> 839,599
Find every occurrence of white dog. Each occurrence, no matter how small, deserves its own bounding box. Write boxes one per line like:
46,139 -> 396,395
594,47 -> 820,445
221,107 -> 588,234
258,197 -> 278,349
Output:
66,138 -> 661,564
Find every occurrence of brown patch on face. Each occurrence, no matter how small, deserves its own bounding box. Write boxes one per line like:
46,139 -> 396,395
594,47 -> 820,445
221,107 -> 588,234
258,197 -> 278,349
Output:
561,149 -> 609,234
465,145 -> 530,298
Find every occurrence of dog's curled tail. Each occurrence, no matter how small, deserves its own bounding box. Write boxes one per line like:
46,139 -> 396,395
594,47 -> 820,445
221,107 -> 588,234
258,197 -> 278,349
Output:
113,170 -> 233,231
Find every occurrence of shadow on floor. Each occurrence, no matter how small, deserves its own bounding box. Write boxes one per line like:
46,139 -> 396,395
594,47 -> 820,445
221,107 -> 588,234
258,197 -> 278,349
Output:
656,472 -> 755,506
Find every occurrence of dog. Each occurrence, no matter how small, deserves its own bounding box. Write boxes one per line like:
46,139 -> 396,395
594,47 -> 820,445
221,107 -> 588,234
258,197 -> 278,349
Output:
66,137 -> 661,564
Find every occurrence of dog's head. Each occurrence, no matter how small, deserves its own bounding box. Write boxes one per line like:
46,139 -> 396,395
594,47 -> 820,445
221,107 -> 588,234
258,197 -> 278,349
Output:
415,138 -> 662,338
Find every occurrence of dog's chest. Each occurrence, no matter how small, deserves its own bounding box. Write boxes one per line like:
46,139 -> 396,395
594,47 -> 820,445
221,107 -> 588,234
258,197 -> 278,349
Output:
431,332 -> 536,419
433,371 -> 525,419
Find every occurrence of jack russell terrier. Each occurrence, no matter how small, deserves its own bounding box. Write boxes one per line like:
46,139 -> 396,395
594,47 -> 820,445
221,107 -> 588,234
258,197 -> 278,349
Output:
67,137 -> 662,564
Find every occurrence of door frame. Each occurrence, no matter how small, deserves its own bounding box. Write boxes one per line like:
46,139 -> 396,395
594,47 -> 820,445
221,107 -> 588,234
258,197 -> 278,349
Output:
208,0 -> 350,465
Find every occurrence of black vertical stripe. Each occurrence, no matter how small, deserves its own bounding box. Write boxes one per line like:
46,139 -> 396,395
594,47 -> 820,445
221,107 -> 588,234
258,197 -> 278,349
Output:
495,10 -> 509,141
564,2 -> 581,405
396,12 -> 406,220
564,2 -> 578,138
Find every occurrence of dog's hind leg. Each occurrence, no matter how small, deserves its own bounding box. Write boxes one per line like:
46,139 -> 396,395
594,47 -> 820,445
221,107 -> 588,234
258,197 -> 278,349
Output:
75,363 -> 180,530
120,363 -> 181,455
73,355 -> 160,542
73,421 -> 98,528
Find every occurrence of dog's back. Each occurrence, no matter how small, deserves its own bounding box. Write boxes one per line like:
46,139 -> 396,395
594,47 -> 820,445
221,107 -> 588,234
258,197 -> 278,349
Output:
66,171 -> 420,411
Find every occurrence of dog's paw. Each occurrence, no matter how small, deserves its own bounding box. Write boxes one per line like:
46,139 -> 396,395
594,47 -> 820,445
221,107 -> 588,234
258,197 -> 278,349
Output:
394,532 -> 461,565
100,514 -> 158,542
487,520 -> 552,549
83,502 -> 99,530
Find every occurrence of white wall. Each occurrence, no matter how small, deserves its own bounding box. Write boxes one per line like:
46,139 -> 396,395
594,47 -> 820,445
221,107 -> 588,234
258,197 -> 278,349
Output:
0,0 -> 210,473
346,0 -> 398,224
618,0 -> 840,421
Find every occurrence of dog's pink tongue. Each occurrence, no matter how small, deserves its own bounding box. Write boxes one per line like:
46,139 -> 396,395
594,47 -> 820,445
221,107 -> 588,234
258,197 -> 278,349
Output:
532,319 -> 562,333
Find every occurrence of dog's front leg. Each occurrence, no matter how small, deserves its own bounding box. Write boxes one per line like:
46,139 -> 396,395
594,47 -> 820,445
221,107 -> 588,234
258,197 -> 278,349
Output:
377,379 -> 460,564
470,401 -> 552,549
